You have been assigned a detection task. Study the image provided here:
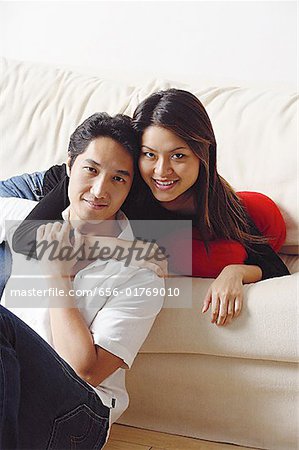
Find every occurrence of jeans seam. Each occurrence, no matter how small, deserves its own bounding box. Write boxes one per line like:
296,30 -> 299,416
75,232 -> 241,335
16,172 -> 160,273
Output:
70,409 -> 107,443
47,404 -> 109,450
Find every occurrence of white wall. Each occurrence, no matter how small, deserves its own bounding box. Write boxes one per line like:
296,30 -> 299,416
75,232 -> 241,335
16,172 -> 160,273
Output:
0,1 -> 297,88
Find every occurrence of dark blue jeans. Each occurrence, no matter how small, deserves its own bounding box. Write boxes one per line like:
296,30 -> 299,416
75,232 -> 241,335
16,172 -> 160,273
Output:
0,171 -> 46,299
0,305 -> 110,449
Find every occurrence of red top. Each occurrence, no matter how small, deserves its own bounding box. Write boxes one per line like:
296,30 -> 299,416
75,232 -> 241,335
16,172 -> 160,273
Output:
165,192 -> 287,278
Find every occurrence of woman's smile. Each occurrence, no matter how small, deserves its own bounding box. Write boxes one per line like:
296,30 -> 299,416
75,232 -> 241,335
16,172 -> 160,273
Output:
151,177 -> 180,191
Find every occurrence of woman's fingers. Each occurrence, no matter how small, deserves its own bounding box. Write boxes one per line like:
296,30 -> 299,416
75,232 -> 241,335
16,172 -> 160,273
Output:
202,289 -> 211,313
209,294 -> 236,326
214,294 -> 243,326
211,295 -> 220,324
234,294 -> 243,317
217,295 -> 229,326
222,298 -> 235,326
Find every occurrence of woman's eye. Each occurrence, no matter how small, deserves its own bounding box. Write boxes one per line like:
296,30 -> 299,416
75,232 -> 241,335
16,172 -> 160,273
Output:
83,166 -> 97,173
143,152 -> 155,159
113,176 -> 125,183
172,153 -> 185,160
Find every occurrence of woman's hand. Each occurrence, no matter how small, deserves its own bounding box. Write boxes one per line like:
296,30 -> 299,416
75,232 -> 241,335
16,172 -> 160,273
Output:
201,264 -> 262,326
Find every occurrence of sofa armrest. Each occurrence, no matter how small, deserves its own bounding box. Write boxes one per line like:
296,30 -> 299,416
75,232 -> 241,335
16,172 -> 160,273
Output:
140,273 -> 298,363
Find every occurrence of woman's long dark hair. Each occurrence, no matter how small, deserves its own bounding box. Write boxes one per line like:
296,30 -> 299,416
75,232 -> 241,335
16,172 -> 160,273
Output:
132,88 -> 267,248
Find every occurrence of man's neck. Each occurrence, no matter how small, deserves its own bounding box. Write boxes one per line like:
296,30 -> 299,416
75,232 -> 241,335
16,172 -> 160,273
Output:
77,220 -> 121,238
69,208 -> 122,237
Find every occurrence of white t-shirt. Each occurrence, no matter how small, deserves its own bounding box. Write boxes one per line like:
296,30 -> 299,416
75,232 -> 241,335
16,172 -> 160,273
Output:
1,198 -> 164,423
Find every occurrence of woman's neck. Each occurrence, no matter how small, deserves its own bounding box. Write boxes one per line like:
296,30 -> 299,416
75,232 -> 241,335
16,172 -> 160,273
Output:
159,189 -> 197,215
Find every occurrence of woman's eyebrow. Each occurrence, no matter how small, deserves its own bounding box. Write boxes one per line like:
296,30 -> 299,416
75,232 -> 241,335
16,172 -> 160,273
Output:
141,145 -> 188,152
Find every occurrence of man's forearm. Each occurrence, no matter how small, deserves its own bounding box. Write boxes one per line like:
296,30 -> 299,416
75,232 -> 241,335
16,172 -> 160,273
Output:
48,278 -> 98,377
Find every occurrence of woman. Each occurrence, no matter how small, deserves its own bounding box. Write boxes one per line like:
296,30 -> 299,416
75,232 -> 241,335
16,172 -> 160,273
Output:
2,89 -> 289,326
129,89 -> 289,324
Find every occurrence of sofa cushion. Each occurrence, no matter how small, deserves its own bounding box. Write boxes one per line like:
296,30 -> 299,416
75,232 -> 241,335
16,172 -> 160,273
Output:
120,353 -> 298,450
0,57 -> 137,178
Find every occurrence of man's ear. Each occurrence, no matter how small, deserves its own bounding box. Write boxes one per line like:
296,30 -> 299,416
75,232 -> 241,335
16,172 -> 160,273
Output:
66,156 -> 71,177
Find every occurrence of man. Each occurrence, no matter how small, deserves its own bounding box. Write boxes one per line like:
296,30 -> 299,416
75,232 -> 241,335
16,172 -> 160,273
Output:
0,113 -> 164,449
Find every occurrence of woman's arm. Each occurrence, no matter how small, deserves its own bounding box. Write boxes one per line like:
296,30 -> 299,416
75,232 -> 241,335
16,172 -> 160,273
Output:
42,164 -> 67,195
12,176 -> 167,276
201,221 -> 289,326
244,219 -> 290,279
237,191 -> 289,278
12,177 -> 70,257
237,191 -> 287,252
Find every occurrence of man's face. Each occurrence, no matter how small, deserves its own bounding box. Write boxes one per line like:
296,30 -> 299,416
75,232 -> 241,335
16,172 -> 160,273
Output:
68,137 -> 133,224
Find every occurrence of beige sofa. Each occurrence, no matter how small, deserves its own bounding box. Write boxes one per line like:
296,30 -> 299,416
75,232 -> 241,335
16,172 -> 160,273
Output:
1,58 -> 298,450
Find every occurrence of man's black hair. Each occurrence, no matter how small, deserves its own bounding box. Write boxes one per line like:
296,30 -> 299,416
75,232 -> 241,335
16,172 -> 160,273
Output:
68,112 -> 138,169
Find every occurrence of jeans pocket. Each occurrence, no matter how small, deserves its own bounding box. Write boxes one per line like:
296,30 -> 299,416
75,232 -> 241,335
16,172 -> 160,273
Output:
47,403 -> 109,450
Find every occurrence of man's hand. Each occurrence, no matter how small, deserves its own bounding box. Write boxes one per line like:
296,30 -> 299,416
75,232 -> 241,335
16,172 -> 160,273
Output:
36,221 -> 84,280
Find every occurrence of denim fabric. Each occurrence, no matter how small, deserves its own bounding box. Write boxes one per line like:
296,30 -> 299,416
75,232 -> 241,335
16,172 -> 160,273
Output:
0,305 -> 110,449
0,172 -> 46,299
0,171 -> 46,201
0,244 -> 11,301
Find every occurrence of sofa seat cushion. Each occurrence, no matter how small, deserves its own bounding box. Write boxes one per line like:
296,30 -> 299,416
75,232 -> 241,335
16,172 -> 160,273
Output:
119,353 -> 298,450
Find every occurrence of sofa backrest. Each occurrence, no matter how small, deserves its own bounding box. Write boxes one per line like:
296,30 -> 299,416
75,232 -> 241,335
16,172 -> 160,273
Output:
1,58 -> 297,251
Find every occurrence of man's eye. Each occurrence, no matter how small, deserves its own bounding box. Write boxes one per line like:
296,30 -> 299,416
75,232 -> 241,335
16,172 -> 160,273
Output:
172,153 -> 185,160
113,176 -> 125,183
83,166 -> 97,173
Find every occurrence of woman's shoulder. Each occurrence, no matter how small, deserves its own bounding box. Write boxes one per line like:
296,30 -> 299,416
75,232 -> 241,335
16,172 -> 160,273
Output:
237,191 -> 278,207
43,164 -> 67,195
236,191 -> 286,252
236,191 -> 284,219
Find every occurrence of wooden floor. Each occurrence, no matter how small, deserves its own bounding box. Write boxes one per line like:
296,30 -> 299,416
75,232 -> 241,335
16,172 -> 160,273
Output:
105,425 -> 257,450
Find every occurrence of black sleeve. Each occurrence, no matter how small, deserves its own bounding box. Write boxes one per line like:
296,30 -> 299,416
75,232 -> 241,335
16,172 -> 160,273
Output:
42,164 -> 67,195
244,221 -> 290,280
12,176 -> 70,258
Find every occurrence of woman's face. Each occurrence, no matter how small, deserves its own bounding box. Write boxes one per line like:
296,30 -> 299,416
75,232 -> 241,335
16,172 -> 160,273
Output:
138,126 -> 200,204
